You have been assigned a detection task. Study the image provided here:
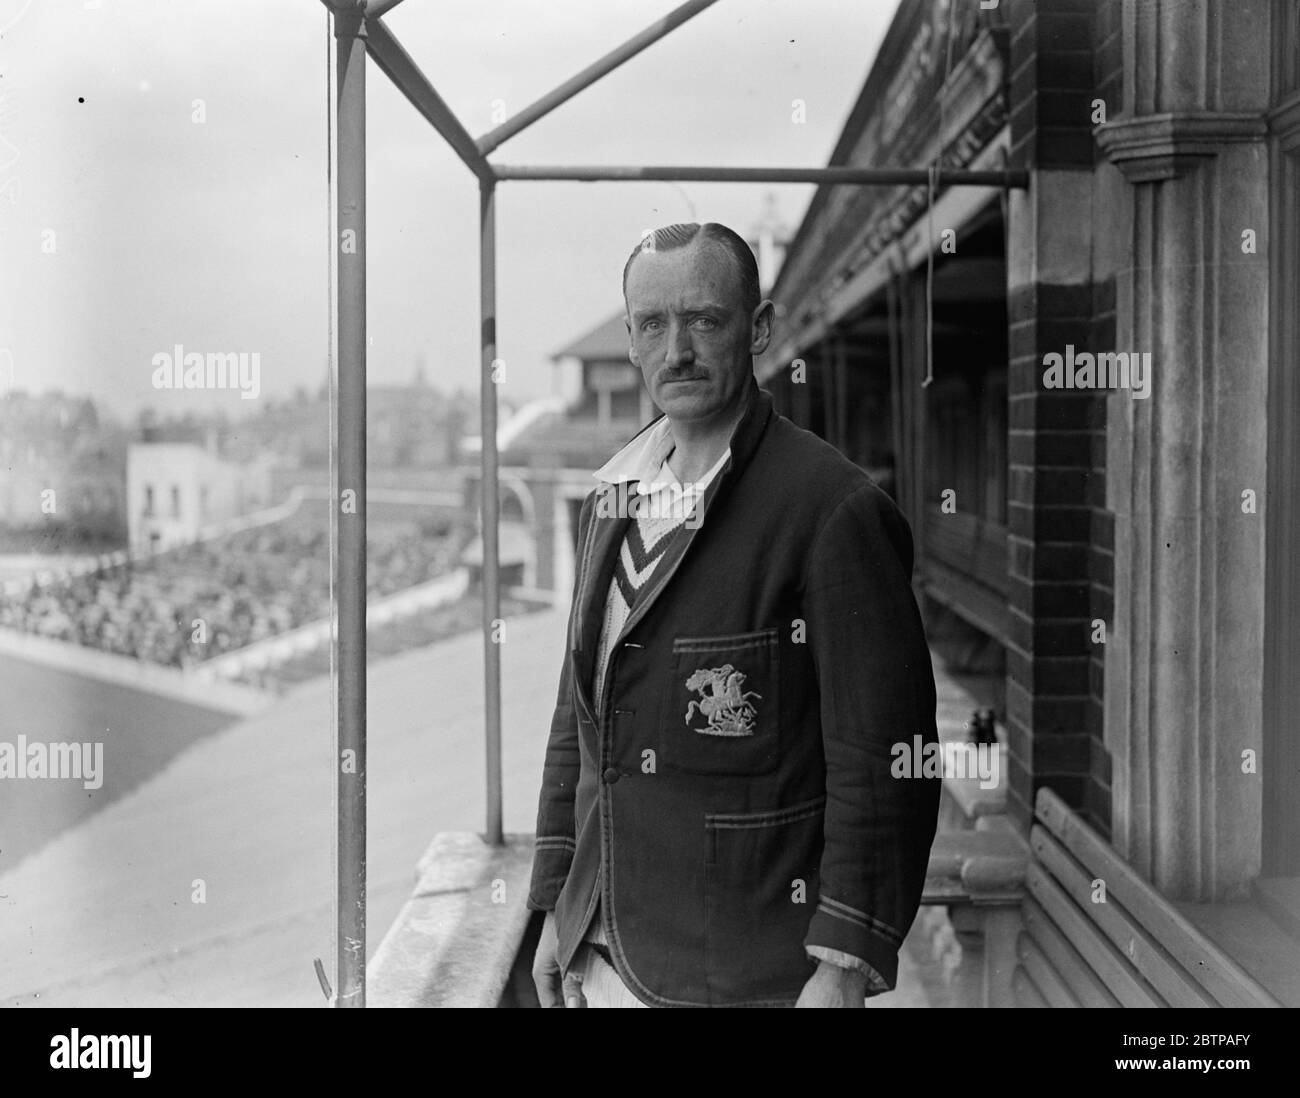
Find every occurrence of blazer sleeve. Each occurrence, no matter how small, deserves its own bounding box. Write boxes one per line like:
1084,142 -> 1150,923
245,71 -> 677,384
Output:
800,482 -> 940,988
525,491 -> 593,911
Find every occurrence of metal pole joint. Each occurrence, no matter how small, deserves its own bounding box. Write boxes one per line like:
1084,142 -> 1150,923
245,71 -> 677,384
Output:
332,0 -> 368,38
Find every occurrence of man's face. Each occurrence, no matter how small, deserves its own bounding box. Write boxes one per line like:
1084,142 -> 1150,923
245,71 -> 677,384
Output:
624,239 -> 772,426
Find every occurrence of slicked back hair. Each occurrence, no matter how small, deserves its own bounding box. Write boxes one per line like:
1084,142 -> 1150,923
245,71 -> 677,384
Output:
622,222 -> 761,319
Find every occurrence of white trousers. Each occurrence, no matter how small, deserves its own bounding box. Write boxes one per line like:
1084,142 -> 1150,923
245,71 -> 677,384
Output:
572,944 -> 649,1009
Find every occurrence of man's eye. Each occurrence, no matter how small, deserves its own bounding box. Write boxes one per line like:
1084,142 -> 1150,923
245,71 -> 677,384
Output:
641,320 -> 663,333
691,316 -> 717,330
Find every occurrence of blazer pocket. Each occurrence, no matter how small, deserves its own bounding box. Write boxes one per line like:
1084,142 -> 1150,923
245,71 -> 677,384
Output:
704,795 -> 824,1001
659,628 -> 780,776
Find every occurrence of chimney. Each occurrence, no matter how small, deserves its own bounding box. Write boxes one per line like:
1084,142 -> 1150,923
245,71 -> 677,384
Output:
748,192 -> 791,294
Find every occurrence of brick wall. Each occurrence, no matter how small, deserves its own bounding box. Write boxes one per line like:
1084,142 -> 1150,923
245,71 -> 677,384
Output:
1007,0 -> 1098,170
1005,285 -> 1102,827
1004,0 -> 1110,832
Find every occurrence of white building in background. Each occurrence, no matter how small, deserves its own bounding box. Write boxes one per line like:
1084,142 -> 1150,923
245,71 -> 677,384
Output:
127,442 -> 272,553
747,191 -> 792,293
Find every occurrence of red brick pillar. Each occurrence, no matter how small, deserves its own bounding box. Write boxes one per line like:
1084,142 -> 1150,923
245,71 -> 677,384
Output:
1004,0 -> 1109,830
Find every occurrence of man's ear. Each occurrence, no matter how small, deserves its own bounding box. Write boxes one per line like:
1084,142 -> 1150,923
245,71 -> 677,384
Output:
749,299 -> 775,356
625,318 -> 639,366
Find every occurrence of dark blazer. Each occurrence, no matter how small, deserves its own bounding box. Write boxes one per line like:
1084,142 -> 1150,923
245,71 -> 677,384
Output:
526,377 -> 940,1006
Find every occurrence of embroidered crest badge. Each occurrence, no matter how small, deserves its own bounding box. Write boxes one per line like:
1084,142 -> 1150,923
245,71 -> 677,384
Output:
683,663 -> 762,737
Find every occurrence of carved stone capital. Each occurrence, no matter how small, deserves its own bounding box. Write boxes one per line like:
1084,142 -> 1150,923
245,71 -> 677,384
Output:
1095,112 -> 1268,183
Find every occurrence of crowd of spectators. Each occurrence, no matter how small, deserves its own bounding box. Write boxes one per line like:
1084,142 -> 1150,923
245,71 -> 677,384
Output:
0,512 -> 467,669
238,591 -> 547,693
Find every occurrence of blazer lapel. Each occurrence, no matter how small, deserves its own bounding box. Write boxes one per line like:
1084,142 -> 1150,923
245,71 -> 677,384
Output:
572,483 -> 632,710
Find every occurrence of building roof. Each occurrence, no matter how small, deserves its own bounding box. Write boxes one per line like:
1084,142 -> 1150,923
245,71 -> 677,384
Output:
500,410 -> 645,469
769,0 -> 1004,304
550,310 -> 629,363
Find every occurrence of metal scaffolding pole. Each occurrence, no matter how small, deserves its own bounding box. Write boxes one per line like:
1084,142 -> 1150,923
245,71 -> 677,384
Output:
334,7 -> 367,1009
475,0 -> 721,156
364,17 -> 494,182
492,165 -> 1031,187
480,180 -> 503,846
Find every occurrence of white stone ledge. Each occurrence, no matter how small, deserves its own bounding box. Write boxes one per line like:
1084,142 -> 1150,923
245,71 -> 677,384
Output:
368,831 -> 535,1008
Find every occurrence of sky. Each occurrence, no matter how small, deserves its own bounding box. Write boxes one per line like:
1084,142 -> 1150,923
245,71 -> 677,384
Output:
0,0 -> 900,420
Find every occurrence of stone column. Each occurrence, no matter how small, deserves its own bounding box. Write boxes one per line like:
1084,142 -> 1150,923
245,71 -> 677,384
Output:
1095,0 -> 1271,899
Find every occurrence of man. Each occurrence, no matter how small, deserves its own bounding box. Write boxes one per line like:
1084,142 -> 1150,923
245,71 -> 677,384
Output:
528,222 -> 939,1007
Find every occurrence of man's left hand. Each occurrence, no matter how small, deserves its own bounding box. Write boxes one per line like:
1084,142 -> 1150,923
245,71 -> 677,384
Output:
795,960 -> 869,1008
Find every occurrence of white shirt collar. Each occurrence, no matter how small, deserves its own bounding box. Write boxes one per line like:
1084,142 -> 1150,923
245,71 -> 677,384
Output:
594,417 -> 731,497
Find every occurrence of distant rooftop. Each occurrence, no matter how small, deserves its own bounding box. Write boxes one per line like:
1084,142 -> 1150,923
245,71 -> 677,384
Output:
551,311 -> 628,363
501,410 -> 645,469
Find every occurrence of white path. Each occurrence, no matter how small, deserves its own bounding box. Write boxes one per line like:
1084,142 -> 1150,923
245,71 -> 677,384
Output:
0,608 -> 567,1007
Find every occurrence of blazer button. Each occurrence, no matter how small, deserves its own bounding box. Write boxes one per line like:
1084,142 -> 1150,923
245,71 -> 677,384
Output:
602,767 -> 620,785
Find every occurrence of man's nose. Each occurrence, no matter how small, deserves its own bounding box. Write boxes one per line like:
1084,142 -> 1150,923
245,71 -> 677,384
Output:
664,320 -> 695,367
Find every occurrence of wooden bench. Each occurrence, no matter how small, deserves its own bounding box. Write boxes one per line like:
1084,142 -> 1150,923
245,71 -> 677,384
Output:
1010,787 -> 1281,1007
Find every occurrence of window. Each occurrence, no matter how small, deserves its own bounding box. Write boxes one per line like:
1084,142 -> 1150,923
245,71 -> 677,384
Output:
982,369 -> 1008,526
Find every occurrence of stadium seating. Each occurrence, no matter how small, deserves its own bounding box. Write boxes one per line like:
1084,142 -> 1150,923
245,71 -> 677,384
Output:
0,510 -> 466,669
